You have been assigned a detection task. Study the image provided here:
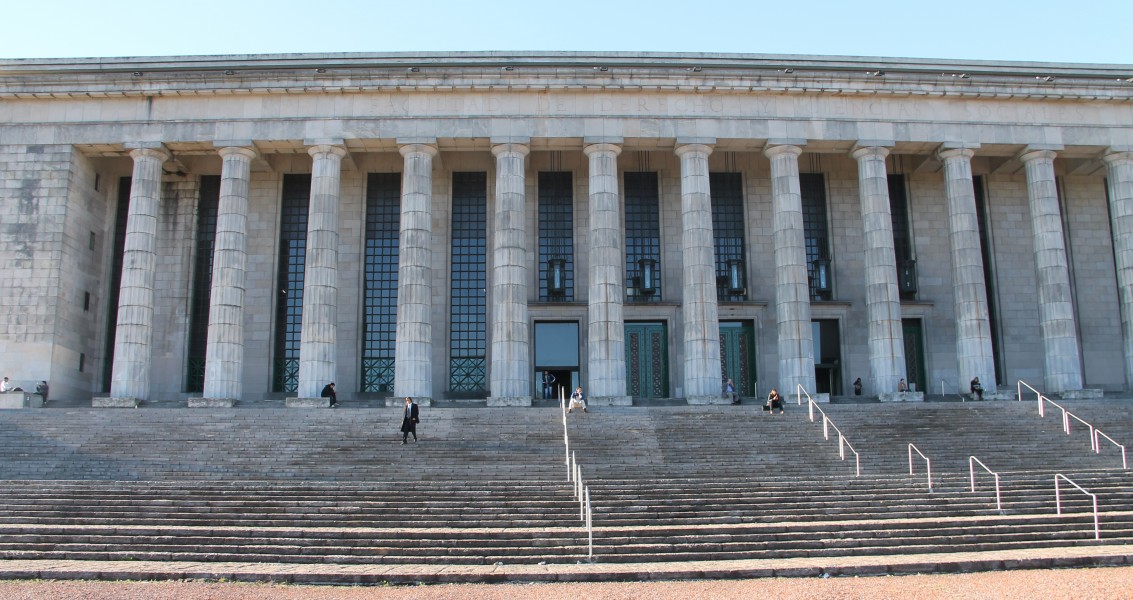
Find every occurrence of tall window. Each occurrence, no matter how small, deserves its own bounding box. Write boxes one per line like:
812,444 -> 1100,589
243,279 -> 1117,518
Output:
102,177 -> 132,392
624,172 -> 661,302
889,174 -> 916,299
450,172 -> 488,393
272,174 -> 310,393
801,173 -> 831,300
538,172 -> 574,301
361,173 -> 401,393
711,172 -> 746,301
973,176 -> 1003,380
185,175 -> 220,393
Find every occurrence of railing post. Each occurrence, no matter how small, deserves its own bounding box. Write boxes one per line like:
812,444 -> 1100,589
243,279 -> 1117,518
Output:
586,487 -> 593,558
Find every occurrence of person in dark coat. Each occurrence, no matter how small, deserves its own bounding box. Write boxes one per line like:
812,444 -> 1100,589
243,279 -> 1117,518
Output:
320,382 -> 337,407
401,396 -> 419,444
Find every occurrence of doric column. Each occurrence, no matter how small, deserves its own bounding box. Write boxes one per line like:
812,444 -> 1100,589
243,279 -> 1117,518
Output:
765,144 -> 817,397
1021,148 -> 1083,393
101,146 -> 170,405
938,146 -> 997,393
851,144 -> 906,394
197,146 -> 257,405
583,142 -> 629,403
488,142 -> 532,405
394,142 -> 438,402
675,142 -> 722,402
1104,149 -> 1133,389
296,143 -> 347,401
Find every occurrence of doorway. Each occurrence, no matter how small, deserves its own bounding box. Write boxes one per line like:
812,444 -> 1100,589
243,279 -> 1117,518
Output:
719,321 -> 757,398
902,319 -> 926,393
812,319 -> 843,395
534,321 -> 579,401
625,322 -> 669,398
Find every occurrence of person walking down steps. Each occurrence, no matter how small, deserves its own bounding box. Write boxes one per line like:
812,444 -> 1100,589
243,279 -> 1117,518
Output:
401,396 -> 419,444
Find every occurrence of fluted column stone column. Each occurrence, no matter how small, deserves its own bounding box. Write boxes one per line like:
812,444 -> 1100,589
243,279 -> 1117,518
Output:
294,144 -> 347,404
583,142 -> 630,404
766,144 -> 817,399
394,143 -> 438,403
95,145 -> 170,407
488,142 -> 532,406
851,144 -> 907,394
1021,148 -> 1084,393
939,146 -> 997,394
675,143 -> 723,403
194,145 -> 256,407
1104,149 -> 1133,390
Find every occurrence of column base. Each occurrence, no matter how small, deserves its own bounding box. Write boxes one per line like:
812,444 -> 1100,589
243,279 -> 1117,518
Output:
686,394 -> 731,405
92,396 -> 139,408
286,397 -> 330,408
487,396 -> 532,407
589,395 -> 632,406
0,393 -> 45,409
1059,389 -> 1105,400
880,392 -> 924,403
188,397 -> 236,408
384,397 -> 432,407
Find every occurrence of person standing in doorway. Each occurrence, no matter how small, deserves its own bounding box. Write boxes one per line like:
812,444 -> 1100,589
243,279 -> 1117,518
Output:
401,396 -> 419,444
541,371 -> 556,400
321,382 -> 338,408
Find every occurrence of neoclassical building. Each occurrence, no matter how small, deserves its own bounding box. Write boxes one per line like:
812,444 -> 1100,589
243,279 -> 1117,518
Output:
2,52 -> 1132,405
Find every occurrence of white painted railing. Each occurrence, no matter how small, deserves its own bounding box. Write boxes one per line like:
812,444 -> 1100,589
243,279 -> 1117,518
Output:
560,390 -> 594,559
1055,474 -> 1100,540
939,379 -> 966,402
797,384 -> 861,476
1018,380 -> 1128,469
908,443 -> 933,491
969,456 -> 1002,511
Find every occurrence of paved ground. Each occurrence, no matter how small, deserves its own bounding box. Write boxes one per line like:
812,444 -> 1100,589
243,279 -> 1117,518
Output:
0,566 -> 1130,599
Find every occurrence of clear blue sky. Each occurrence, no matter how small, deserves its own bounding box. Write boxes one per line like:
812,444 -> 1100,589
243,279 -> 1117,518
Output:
3,0 -> 1130,64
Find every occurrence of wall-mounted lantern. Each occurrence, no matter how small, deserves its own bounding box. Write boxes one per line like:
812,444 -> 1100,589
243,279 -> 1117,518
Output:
637,258 -> 657,295
547,258 -> 566,295
812,257 -> 831,294
726,259 -> 746,294
899,258 -> 918,294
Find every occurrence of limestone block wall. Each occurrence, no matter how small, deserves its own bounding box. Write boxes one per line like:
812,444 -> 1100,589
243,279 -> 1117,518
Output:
150,178 -> 198,400
243,171 -> 282,397
906,173 -> 958,391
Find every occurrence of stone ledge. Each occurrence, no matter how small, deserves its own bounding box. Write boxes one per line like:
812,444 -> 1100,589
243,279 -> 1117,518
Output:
486,396 -> 532,407
188,397 -> 236,408
687,395 -> 732,405
286,397 -> 329,408
92,396 -> 138,408
792,393 -> 831,404
589,395 -> 632,406
384,397 -> 432,407
0,392 -> 44,409
1059,389 -> 1105,400
880,391 -> 925,403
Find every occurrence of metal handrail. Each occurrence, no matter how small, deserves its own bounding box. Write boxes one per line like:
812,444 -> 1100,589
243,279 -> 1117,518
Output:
908,444 -> 933,491
939,379 -> 965,402
969,456 -> 1002,511
561,390 -> 597,558
1064,411 -> 1098,452
585,487 -> 593,559
1055,474 -> 1100,540
1094,430 -> 1129,469
561,389 -> 570,481
798,384 -> 861,476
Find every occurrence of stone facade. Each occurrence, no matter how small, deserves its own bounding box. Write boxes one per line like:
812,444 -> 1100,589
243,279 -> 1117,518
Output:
1,52 -> 1131,403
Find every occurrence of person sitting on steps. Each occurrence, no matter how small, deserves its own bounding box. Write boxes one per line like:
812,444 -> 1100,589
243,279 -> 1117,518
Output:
970,376 -> 984,401
568,386 -> 587,413
765,388 -> 784,415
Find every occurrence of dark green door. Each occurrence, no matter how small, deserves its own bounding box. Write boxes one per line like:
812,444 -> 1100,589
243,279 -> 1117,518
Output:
719,322 -> 756,397
902,319 -> 926,393
625,322 -> 669,398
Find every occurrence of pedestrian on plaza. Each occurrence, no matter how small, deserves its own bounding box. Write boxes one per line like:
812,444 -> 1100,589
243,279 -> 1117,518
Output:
321,382 -> 338,407
401,396 -> 419,444
853,377 -> 862,396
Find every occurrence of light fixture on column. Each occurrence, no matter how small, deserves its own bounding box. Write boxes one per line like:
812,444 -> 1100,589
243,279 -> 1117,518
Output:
547,258 -> 566,295
812,256 -> 831,294
899,258 -> 918,293
637,258 -> 657,295
726,259 -> 746,294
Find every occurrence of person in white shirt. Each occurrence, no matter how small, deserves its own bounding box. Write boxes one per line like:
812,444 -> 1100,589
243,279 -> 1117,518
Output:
568,386 -> 587,413
0,377 -> 11,393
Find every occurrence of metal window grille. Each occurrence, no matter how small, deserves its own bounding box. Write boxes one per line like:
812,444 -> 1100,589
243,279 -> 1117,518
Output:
624,172 -> 661,302
101,177 -> 132,392
800,173 -> 832,300
449,172 -> 488,392
185,175 -> 220,393
711,172 -> 746,301
538,172 -> 575,301
361,173 -> 401,393
272,174 -> 310,393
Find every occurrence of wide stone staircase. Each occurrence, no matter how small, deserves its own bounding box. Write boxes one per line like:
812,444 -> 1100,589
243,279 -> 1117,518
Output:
0,397 -> 1130,581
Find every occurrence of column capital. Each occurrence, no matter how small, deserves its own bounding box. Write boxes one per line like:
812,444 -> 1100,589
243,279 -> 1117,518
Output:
1103,149 -> 1133,165
491,142 -> 530,157
674,143 -> 713,158
850,144 -> 890,160
399,143 -> 439,158
582,136 -> 624,146
1019,148 -> 1058,164
583,143 -> 622,157
127,146 -> 171,163
307,144 -> 347,159
937,147 -> 976,162
217,146 -> 259,161
764,144 -> 803,159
